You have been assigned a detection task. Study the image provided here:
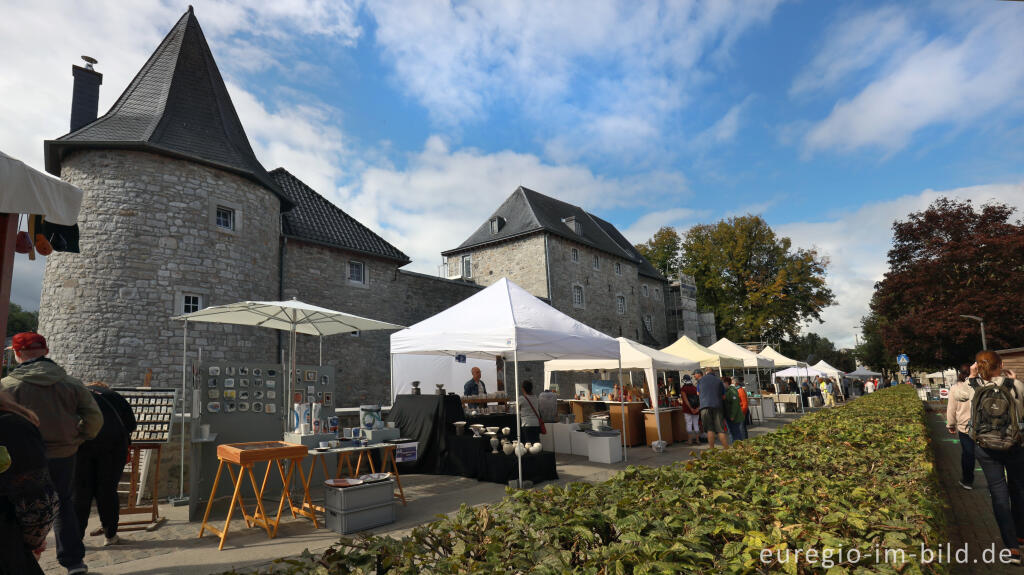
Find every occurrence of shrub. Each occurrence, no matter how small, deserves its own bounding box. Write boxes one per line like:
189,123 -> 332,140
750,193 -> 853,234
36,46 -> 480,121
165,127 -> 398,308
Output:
236,386 -> 944,574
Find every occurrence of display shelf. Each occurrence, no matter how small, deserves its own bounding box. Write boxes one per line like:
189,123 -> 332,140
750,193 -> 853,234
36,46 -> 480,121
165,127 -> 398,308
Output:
461,397 -> 510,404
120,387 -> 177,443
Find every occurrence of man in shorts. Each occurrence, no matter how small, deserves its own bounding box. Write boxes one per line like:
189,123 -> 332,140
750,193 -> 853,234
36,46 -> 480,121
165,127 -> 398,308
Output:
696,368 -> 728,449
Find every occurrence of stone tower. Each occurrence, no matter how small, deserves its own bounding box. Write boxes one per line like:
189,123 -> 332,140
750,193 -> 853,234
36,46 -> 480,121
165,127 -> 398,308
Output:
39,8 -> 292,386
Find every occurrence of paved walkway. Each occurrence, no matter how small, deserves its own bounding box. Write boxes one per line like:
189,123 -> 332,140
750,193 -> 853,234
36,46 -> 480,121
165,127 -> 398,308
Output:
39,413 -> 803,574
926,403 -> 1020,574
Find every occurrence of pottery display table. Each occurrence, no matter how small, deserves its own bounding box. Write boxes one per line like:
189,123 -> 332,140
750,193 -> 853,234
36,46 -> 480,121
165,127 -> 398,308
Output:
642,409 -> 675,444
301,444 -> 407,514
198,441 -> 311,550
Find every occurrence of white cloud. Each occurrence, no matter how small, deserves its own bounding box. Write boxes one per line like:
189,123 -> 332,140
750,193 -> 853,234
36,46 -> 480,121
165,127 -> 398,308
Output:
366,0 -> 781,160
802,4 -> 1024,155
341,136 -> 689,274
691,97 -> 752,150
622,209 -> 707,245
776,182 -> 1024,349
790,6 -> 921,97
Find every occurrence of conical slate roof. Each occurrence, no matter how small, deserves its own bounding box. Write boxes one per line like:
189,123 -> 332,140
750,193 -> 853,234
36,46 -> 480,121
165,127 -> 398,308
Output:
44,7 -> 291,209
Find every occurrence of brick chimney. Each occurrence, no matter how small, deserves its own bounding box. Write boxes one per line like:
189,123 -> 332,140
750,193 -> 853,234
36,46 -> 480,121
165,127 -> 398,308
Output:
70,56 -> 102,132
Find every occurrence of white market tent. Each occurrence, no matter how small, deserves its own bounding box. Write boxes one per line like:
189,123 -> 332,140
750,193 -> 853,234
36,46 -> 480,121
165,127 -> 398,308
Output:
542,338 -> 699,443
661,335 -> 744,370
0,149 -> 83,226
391,354 -> 497,401
709,338 -> 775,369
390,278 -> 620,484
813,360 -> 846,377
774,366 -> 825,379
925,369 -> 957,385
758,346 -> 803,368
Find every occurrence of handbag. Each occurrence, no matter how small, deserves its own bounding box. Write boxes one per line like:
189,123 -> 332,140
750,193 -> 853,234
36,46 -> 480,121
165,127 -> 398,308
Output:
523,394 -> 547,434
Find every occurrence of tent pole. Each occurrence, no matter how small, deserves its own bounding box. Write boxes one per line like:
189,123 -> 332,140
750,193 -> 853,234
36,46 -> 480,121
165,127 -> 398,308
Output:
653,369 -> 663,444
389,353 -> 394,406
319,336 -> 323,366
179,319 -> 188,500
514,350 -> 523,488
618,358 -> 626,462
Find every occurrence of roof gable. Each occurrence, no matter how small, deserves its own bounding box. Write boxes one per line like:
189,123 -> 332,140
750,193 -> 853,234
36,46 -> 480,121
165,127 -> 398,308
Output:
272,168 -> 409,264
44,7 -> 290,209
443,186 -> 665,281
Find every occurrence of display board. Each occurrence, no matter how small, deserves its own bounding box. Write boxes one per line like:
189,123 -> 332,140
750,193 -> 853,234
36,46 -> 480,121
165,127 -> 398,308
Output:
120,387 -> 177,443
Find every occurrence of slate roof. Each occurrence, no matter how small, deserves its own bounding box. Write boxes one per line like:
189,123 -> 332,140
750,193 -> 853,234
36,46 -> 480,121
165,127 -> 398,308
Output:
272,168 -> 409,264
442,186 -> 665,281
44,7 -> 292,210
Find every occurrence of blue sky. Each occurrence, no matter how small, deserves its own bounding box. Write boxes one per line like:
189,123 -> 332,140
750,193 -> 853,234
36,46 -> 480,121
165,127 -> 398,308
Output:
3,0 -> 1023,348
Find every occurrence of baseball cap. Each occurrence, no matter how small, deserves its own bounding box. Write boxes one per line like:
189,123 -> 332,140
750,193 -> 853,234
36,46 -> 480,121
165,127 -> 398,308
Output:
692,369 -> 703,376
8,332 -> 47,352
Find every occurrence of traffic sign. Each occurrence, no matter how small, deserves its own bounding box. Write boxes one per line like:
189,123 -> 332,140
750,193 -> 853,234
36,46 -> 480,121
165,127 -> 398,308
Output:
897,354 -> 910,366
900,366 -> 909,376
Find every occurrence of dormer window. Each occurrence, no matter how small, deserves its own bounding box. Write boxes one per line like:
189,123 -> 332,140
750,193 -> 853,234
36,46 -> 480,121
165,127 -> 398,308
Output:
563,216 -> 582,235
489,217 -> 504,235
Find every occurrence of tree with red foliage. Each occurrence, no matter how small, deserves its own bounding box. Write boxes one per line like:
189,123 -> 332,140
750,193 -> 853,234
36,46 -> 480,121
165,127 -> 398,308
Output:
869,198 -> 1024,370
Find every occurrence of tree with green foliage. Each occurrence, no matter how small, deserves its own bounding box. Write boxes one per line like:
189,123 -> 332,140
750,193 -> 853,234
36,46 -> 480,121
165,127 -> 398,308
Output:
6,302 -> 38,337
680,215 -> 835,342
856,309 -> 894,375
634,226 -> 682,278
869,198 -> 1024,370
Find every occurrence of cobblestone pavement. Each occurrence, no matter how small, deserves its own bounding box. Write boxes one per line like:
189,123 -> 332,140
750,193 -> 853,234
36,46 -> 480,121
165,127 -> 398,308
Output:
926,404 -> 1020,574
38,413 -> 803,574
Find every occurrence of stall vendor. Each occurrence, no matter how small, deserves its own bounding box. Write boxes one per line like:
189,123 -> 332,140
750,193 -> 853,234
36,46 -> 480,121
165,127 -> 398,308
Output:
463,367 -> 488,396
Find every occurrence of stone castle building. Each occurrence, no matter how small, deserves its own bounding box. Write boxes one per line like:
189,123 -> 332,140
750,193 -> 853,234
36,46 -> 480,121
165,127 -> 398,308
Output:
38,7 -> 479,407
442,187 -> 669,346
666,273 -> 718,346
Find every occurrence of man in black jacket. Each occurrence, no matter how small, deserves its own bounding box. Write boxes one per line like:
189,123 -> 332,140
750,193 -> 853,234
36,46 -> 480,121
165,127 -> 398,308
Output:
74,383 -> 136,547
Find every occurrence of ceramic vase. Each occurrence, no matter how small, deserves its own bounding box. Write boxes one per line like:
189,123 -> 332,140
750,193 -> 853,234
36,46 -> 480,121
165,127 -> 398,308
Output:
490,436 -> 500,454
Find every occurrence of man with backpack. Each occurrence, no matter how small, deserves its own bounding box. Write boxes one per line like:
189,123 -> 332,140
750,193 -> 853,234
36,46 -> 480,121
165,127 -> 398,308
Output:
723,377 -> 746,442
962,351 -> 1024,565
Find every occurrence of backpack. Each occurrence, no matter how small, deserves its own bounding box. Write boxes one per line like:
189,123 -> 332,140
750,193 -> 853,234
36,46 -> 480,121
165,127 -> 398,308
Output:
969,378 -> 1022,451
724,387 -> 743,422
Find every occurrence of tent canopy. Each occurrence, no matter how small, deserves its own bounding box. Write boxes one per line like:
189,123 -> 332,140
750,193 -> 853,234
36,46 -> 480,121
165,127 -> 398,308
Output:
173,298 -> 404,335
709,338 -> 774,369
846,366 -> 882,379
390,278 -> 620,361
758,346 -> 804,368
0,149 -> 83,225
774,366 -> 825,379
925,369 -> 957,383
544,337 -> 699,400
661,335 -> 744,369
813,360 -> 845,376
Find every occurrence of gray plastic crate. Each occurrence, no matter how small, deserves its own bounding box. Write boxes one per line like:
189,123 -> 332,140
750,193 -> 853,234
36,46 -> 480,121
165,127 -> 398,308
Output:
325,502 -> 396,534
324,478 -> 394,511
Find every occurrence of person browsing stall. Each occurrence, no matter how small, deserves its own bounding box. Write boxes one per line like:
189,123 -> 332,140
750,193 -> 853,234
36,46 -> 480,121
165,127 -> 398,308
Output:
696,368 -> 729,449
518,380 -> 542,444
463,367 -> 487,396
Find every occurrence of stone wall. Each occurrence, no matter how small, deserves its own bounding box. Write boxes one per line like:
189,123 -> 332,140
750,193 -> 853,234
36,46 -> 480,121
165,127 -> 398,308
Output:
546,235 -> 669,345
38,150 -> 283,388
282,239 -> 481,407
444,234 -> 548,298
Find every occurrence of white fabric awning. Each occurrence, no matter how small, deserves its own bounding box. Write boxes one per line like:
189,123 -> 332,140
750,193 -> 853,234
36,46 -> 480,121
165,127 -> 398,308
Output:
389,278 -> 620,361
774,366 -> 824,379
174,298 -> 404,335
709,337 -> 774,369
812,360 -> 845,376
0,150 -> 83,225
661,335 -> 744,369
758,346 -> 803,368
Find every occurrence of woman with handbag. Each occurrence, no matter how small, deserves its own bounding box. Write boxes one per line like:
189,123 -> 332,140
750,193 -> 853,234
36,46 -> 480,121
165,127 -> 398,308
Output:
518,380 -> 544,444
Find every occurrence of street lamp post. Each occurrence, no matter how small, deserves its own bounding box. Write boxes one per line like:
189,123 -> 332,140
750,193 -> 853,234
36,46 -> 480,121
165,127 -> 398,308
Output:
959,315 -> 987,350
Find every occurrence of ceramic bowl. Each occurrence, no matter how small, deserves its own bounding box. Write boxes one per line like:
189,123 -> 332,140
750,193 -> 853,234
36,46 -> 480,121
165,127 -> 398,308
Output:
485,426 -> 501,434
501,426 -> 511,436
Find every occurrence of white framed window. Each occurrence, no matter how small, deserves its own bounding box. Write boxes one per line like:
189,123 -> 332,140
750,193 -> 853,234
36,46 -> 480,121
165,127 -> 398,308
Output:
350,330 -> 361,337
572,284 -> 585,308
348,260 -> 365,284
592,255 -> 600,270
574,221 -> 582,234
215,205 -> 235,230
641,284 -> 649,297
571,248 -> 579,263
635,328 -> 640,340
644,314 -> 653,332
654,288 -> 661,300
489,217 -> 503,235
182,293 -> 202,314
614,262 -> 621,275
616,295 -> 625,315
462,255 -> 472,278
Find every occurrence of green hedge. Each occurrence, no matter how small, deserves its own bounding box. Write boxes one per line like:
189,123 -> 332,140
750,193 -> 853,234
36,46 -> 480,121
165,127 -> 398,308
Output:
240,386 -> 945,574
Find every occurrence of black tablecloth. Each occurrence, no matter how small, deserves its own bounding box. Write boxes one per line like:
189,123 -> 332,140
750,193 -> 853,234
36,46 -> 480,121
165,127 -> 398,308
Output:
464,413 -> 519,436
441,432 -> 557,484
387,394 -> 465,474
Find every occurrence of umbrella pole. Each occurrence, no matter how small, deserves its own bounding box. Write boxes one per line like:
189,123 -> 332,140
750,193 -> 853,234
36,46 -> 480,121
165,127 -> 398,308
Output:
514,350 -> 523,489
179,319 -> 188,500
291,325 -> 298,429
619,358 -> 626,462
319,336 -> 323,366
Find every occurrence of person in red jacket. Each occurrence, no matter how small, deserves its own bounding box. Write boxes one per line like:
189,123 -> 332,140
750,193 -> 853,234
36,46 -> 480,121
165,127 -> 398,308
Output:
680,375 -> 701,445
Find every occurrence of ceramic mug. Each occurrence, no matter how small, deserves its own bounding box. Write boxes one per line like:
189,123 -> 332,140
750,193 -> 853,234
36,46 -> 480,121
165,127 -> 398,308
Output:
319,441 -> 330,449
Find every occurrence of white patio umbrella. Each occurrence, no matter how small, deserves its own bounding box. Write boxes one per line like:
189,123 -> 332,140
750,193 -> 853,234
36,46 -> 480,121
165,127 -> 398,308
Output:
174,298 -> 404,431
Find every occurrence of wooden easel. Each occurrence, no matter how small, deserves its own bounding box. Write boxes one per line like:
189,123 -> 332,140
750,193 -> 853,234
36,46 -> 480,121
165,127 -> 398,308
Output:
114,443 -> 168,532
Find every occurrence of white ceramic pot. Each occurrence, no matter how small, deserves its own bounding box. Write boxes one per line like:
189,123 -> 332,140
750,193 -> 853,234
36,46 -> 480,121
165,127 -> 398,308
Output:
503,442 -> 515,455
514,442 -> 527,457
501,426 -> 511,436
528,442 -> 543,455
490,436 -> 500,453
